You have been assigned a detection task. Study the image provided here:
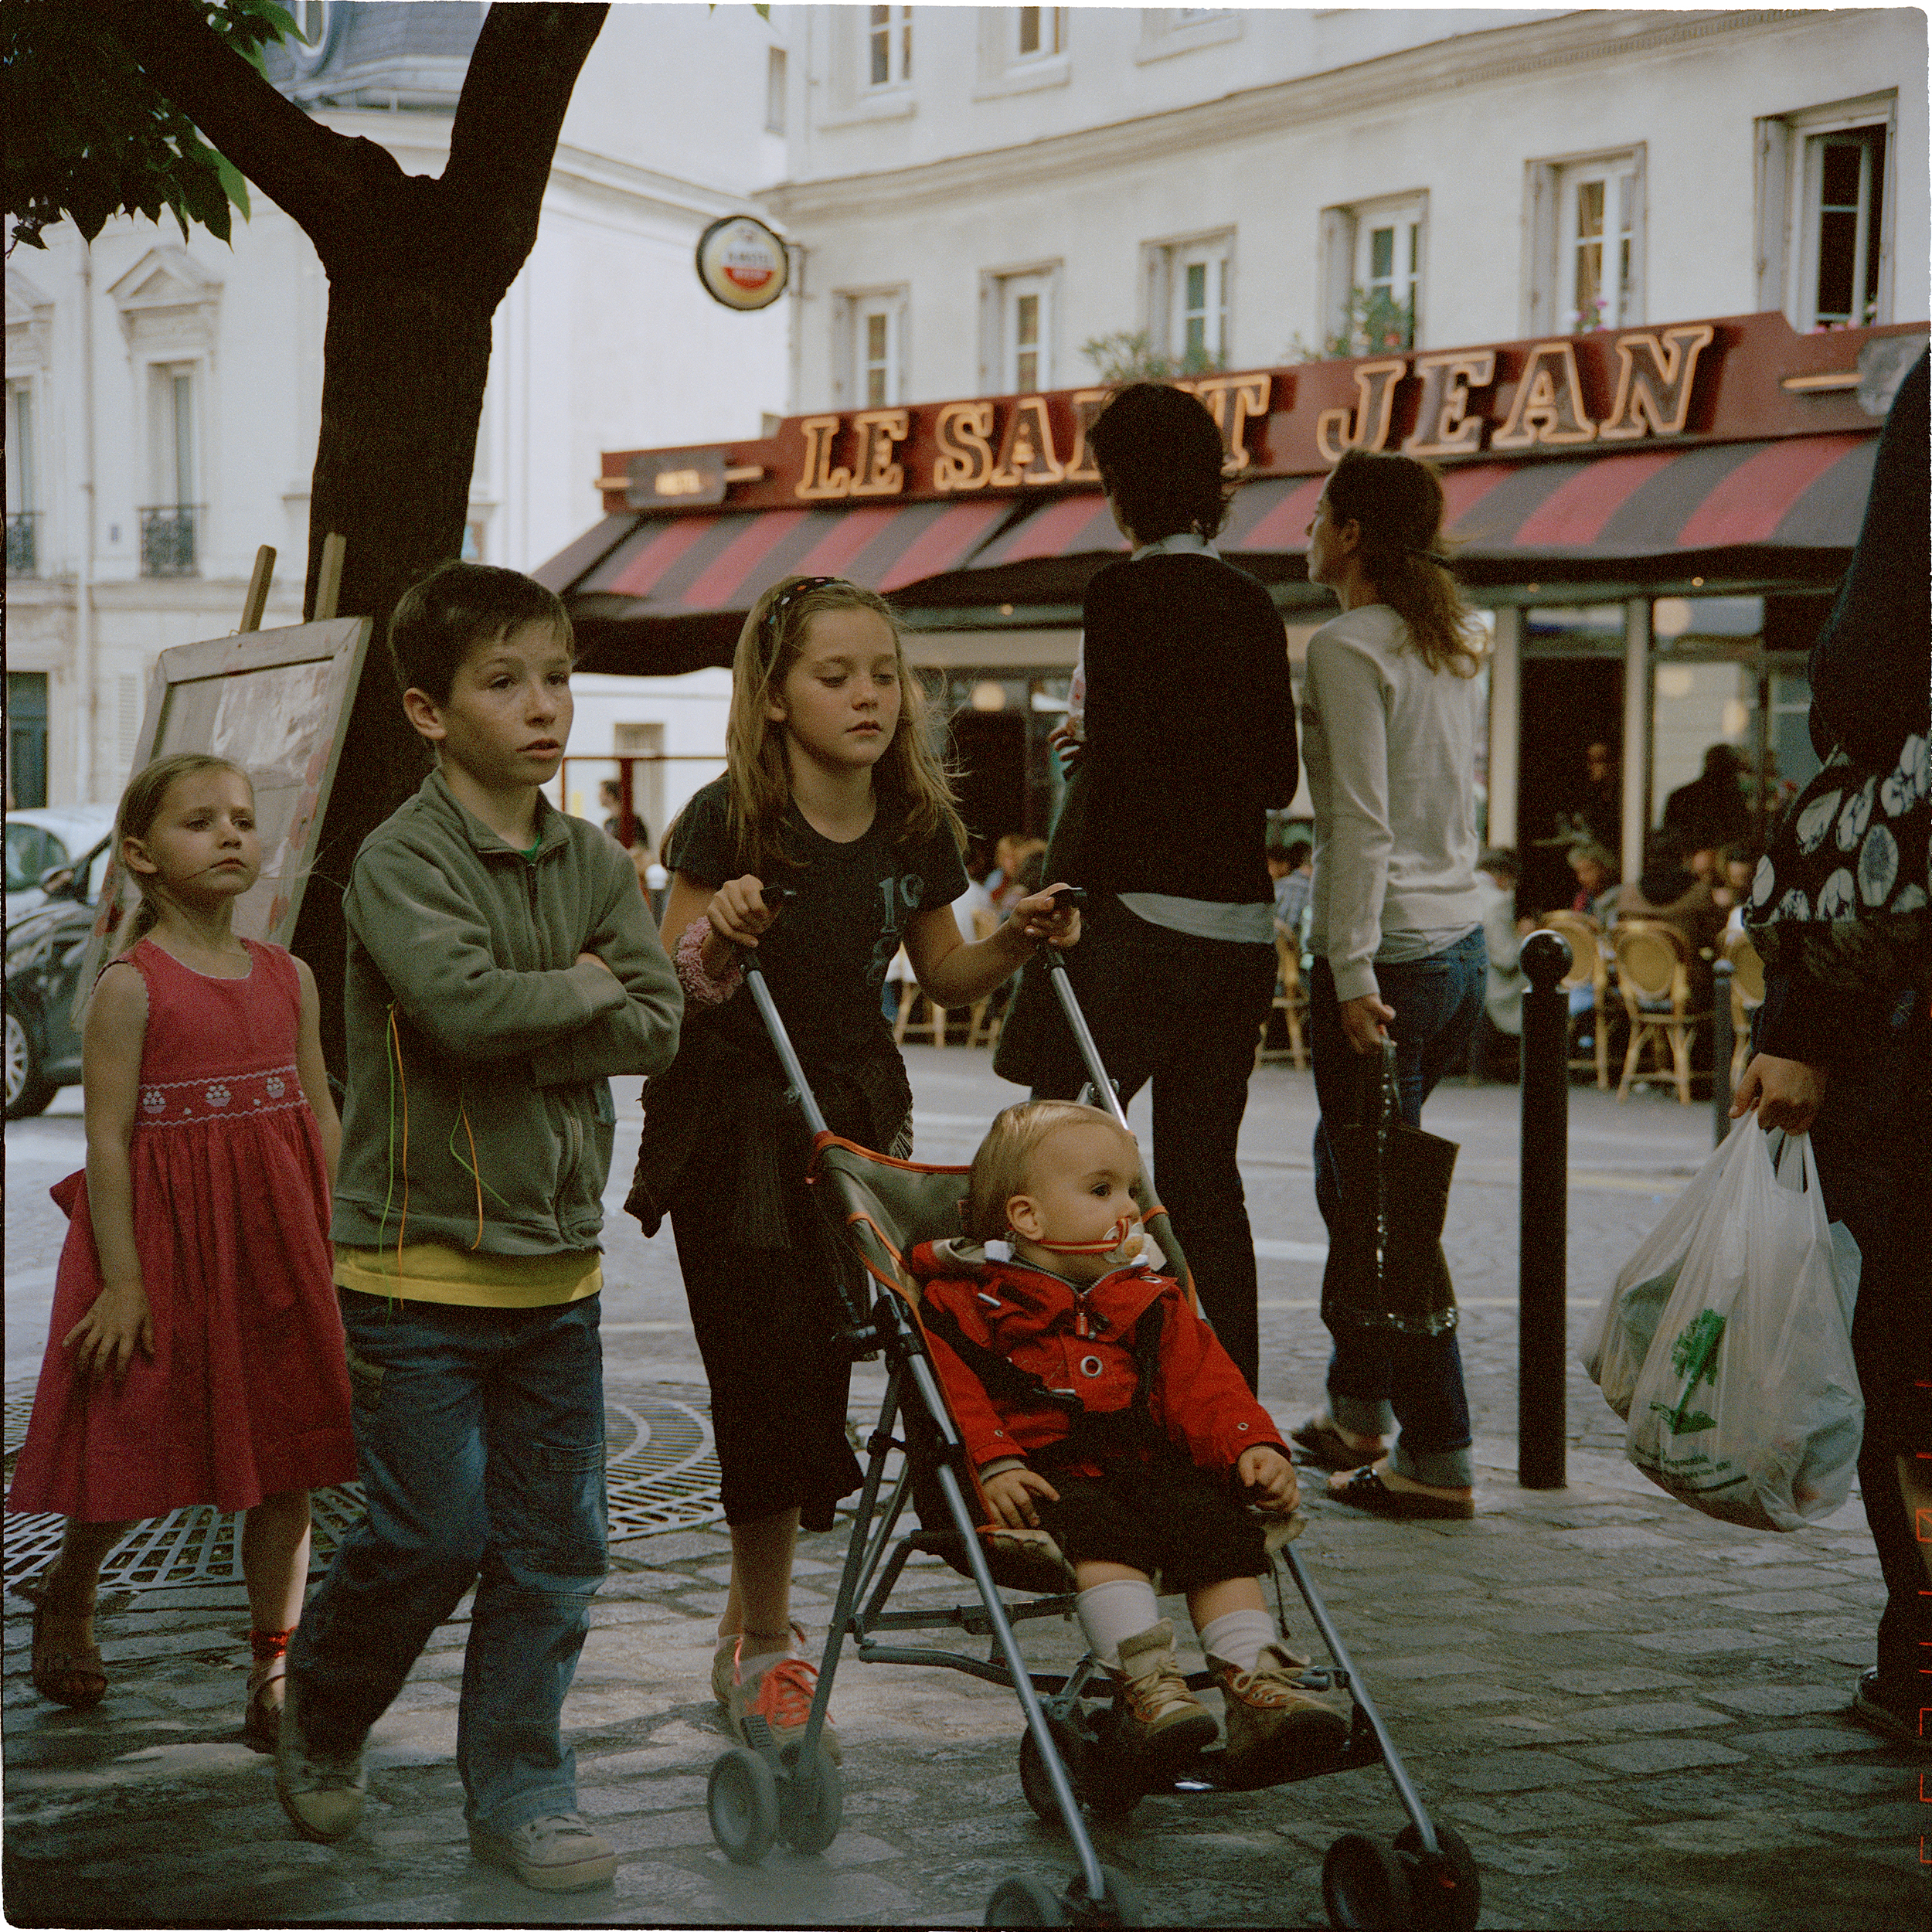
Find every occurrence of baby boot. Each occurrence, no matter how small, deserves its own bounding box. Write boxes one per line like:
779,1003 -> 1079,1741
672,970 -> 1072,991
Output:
1213,1640 -> 1349,1787
1107,1620 -> 1218,1768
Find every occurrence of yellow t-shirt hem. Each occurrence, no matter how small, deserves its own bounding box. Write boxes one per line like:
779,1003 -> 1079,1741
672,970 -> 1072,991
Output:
335,1243 -> 602,1309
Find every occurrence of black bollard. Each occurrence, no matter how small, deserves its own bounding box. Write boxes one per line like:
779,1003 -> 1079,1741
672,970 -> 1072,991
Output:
1519,929 -> 1572,1491
1711,957 -> 1734,1146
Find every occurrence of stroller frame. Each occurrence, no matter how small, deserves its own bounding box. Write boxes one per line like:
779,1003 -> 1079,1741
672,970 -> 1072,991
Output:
704,923 -> 1478,1930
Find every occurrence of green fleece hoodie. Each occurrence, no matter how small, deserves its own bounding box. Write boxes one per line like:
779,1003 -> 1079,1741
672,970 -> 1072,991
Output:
332,769 -> 682,1257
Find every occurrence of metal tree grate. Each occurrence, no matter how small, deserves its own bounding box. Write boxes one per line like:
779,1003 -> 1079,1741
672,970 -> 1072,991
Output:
2,1382 -> 721,1599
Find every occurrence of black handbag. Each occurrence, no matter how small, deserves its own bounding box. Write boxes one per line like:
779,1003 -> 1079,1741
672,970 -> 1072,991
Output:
1742,733 -> 1930,993
1321,1039 -> 1461,1337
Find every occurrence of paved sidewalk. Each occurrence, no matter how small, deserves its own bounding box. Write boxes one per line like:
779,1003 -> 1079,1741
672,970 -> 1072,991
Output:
4,1055 -> 1925,1928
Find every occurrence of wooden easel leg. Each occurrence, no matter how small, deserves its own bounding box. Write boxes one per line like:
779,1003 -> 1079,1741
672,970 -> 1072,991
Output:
240,546 -> 276,633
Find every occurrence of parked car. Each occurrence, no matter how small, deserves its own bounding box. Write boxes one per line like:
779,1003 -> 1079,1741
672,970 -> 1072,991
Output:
5,834 -> 111,1118
5,806 -> 117,922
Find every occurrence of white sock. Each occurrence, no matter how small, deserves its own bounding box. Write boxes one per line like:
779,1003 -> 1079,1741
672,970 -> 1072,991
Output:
1075,1579 -> 1162,1668
1198,1607 -> 1276,1675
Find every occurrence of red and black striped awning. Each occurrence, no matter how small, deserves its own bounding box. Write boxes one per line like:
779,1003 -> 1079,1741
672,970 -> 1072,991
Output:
543,434 -> 1876,672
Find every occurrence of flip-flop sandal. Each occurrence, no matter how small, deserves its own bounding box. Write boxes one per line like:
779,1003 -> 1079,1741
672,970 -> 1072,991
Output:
1328,1464 -> 1475,1522
1289,1417 -> 1381,1473
31,1595 -> 107,1710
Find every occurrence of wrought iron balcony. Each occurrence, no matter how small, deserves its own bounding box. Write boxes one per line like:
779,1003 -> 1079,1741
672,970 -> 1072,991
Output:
5,511 -> 39,577
139,505 -> 201,577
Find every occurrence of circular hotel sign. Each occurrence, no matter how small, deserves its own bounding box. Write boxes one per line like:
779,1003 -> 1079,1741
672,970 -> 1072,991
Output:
695,216 -> 790,311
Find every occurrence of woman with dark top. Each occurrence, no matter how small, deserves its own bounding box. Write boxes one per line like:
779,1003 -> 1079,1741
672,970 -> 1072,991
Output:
1613,826 -> 1724,956
1733,350 -> 1930,1753
1026,383 -> 1298,1393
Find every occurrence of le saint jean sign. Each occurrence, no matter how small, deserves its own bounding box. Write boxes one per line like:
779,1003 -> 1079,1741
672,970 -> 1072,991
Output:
607,314 -> 1901,515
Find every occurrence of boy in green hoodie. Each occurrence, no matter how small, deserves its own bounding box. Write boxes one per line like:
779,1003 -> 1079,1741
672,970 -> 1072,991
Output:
277,562 -> 682,1893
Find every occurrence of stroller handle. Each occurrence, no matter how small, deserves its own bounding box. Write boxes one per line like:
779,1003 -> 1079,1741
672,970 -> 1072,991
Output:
1032,893 -> 1131,1136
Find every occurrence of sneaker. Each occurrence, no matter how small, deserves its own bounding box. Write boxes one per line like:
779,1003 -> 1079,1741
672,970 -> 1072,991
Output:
726,1632 -> 842,1764
1213,1642 -> 1349,1786
468,1814 -> 617,1893
1107,1621 -> 1218,1770
1849,1668 -> 1930,1753
713,1621 -> 809,1712
274,1675 -> 366,1844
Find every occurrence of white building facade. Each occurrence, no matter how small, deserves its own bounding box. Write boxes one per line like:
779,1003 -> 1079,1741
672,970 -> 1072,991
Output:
5,1 -> 791,815
767,6 -> 1925,408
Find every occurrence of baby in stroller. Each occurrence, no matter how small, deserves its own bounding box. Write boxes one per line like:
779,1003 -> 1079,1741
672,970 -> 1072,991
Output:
914,1099 -> 1348,1786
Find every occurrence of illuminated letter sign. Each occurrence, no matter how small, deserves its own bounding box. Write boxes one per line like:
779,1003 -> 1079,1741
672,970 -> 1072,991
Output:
989,396 -> 1064,488
1402,352 -> 1497,457
1492,342 -> 1597,447
933,401 -> 996,492
1064,389 -> 1109,484
849,410 -> 910,496
1315,359 -> 1406,464
1599,325 -> 1715,440
794,416 -> 852,500
1187,374 -> 1273,472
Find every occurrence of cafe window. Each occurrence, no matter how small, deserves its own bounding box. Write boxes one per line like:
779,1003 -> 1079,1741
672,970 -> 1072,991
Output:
1526,148 -> 1645,335
1757,95 -> 1896,329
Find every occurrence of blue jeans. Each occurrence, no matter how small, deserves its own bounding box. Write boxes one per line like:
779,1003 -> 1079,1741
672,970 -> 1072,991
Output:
1310,928 -> 1485,1488
287,1291 -> 608,1835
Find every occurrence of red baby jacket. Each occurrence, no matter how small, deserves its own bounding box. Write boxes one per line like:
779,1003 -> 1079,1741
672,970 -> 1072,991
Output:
910,1244 -> 1287,1481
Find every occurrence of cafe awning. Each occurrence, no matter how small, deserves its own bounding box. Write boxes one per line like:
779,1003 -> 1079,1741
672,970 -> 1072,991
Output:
544,433 -> 1879,675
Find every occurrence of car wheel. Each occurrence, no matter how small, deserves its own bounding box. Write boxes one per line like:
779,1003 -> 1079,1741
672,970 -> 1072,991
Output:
5,1005 -> 57,1119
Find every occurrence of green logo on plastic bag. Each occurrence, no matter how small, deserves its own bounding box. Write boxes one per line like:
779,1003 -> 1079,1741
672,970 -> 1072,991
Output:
1648,1308 -> 1725,1435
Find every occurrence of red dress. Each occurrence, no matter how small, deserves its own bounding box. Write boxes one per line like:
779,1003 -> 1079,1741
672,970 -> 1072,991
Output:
8,939 -> 356,1522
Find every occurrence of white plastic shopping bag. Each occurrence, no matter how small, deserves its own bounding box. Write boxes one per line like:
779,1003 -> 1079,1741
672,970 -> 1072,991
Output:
1621,1118 -> 1862,1532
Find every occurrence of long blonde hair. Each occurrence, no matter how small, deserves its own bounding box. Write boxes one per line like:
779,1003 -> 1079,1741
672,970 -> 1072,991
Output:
718,575 -> 965,876
111,753 -> 252,951
1325,449 -> 1482,677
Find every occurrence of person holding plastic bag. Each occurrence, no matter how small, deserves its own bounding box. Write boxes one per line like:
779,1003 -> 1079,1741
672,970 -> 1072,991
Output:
1733,349 -> 1930,1753
1594,1117 -> 1862,1532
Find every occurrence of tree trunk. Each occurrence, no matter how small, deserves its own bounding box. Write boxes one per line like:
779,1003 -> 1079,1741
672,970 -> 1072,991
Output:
291,267 -> 495,1071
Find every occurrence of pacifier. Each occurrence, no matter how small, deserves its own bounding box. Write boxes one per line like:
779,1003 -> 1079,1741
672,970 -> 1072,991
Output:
1030,1216 -> 1148,1267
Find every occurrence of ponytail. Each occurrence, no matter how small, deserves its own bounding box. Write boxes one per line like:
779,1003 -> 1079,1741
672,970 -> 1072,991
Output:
1325,449 -> 1481,677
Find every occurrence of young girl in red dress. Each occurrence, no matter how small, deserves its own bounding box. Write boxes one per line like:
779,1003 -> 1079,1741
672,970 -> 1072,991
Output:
9,753 -> 355,1748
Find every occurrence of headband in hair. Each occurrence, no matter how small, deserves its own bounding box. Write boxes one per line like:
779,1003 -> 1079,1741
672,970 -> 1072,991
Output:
1406,548 -> 1452,566
761,576 -> 843,648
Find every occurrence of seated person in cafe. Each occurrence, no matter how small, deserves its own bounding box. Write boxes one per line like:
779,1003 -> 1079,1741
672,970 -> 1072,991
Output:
1566,841 -> 1620,927
1614,827 -> 1726,960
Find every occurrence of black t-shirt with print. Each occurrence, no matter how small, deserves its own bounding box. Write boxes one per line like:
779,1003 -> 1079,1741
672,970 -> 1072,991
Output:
668,775 -> 969,1067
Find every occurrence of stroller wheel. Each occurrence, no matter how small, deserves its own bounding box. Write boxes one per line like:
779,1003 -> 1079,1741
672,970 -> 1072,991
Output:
1068,1864 -> 1145,1926
708,1747 -> 779,1866
1322,1831 -> 1413,1931
1393,1823 -> 1480,1932
1018,1721 -> 1091,1828
985,1875 -> 1070,1924
776,1738 -> 842,1855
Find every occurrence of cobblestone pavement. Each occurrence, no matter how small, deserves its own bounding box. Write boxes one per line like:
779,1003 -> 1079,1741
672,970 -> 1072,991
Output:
5,1056 -> 1925,1929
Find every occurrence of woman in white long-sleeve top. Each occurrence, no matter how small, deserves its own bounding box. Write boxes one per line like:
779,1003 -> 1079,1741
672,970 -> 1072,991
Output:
1293,449 -> 1487,1519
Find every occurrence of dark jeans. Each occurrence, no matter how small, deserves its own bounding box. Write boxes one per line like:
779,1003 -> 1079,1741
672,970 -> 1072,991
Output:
1800,987 -> 1932,1692
1310,928 -> 1485,1488
287,1291 -> 608,1836
1031,901 -> 1278,1392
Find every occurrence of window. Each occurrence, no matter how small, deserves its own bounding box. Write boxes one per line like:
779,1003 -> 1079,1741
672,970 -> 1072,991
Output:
1803,124 -> 1886,327
1136,8 -> 1240,63
1319,195 -> 1424,355
867,5 -> 912,89
764,46 -> 787,135
1526,149 -> 1645,336
1015,7 -> 1064,59
142,362 -> 199,577
1757,96 -> 1896,330
834,289 -> 907,408
6,672 -> 49,809
1560,158 -> 1638,332
5,381 -> 38,577
1145,233 -> 1232,372
997,272 -> 1053,392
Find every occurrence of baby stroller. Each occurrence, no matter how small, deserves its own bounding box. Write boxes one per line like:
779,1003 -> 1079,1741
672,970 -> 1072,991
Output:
703,900 -> 1479,1931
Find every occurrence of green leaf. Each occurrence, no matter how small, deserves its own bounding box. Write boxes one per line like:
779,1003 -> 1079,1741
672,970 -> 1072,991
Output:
212,148 -> 251,221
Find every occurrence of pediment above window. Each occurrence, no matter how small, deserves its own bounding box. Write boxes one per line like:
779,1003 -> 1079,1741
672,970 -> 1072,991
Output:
107,246 -> 222,350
